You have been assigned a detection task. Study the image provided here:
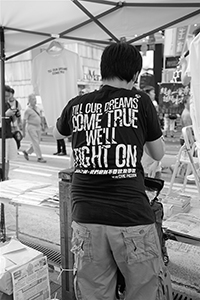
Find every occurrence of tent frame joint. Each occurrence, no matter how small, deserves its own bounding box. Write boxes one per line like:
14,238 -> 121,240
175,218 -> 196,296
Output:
51,34 -> 60,39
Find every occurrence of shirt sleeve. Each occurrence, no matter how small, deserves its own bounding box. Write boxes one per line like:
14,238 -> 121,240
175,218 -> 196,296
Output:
56,100 -> 73,137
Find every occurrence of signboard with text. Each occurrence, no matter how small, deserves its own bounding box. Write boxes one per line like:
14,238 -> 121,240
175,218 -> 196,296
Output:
11,256 -> 50,300
159,82 -> 190,115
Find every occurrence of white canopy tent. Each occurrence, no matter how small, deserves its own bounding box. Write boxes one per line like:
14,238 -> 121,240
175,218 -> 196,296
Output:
0,0 -> 200,179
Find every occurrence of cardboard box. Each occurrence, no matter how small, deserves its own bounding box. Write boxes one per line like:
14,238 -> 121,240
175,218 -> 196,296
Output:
0,292 -> 13,300
0,238 -> 43,295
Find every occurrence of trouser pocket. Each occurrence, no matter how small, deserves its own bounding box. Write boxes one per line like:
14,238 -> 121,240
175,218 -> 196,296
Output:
71,222 -> 93,300
122,224 -> 160,264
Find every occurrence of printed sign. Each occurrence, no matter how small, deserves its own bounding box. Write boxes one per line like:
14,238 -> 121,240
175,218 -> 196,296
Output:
11,256 -> 50,300
175,26 -> 189,56
159,82 -> 190,115
165,56 -> 180,69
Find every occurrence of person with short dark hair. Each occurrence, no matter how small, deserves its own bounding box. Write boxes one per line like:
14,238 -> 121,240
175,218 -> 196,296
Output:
8,87 -> 23,149
0,85 -> 18,179
53,42 -> 166,300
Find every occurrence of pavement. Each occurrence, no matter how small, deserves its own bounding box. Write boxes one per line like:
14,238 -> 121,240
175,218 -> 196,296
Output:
2,127 -> 200,299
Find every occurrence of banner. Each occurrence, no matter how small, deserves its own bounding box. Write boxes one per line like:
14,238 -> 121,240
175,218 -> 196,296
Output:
174,26 -> 189,56
164,26 -> 189,57
159,82 -> 190,115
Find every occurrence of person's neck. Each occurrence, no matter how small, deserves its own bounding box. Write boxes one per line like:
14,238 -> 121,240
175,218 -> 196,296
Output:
102,78 -> 134,90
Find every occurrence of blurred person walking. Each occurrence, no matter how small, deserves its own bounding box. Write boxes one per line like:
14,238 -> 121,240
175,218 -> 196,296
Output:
22,94 -> 46,163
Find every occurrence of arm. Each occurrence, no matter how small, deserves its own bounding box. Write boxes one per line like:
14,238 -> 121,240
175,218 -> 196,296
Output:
144,136 -> 165,161
53,126 -> 66,140
22,119 -> 27,137
5,108 -> 16,118
22,110 -> 28,137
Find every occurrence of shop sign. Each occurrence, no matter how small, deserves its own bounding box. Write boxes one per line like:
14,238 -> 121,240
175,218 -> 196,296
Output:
83,67 -> 101,82
165,56 -> 180,69
148,34 -> 155,51
175,26 -> 189,56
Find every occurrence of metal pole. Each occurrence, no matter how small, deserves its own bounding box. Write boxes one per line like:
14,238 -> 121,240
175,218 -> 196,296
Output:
0,27 -> 6,181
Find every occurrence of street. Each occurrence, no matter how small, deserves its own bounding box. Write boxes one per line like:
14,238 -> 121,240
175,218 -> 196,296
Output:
4,133 -> 200,299
9,134 -> 72,184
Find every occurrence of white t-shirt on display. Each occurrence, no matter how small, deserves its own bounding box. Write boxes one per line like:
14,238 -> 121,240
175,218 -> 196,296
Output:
32,49 -> 82,127
186,33 -> 200,159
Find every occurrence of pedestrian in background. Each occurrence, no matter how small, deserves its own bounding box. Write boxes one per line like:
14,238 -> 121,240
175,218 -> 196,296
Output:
142,85 -> 162,178
53,42 -> 166,300
22,94 -> 46,163
53,139 -> 67,155
8,87 -> 23,150
163,111 -> 177,138
143,85 -> 159,112
0,85 -> 18,179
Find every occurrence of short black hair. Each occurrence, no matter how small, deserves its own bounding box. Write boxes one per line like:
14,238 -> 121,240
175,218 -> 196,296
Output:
5,85 -> 11,93
193,26 -> 200,37
100,42 -> 142,83
10,88 -> 15,94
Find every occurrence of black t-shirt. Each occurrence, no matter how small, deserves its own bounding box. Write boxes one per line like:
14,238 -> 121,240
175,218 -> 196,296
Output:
57,85 -> 162,226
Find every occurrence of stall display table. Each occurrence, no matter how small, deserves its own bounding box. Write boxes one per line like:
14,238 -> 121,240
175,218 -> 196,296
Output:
0,179 -> 59,238
161,189 -> 200,246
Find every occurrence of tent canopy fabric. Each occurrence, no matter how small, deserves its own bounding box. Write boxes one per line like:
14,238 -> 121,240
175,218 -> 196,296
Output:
1,0 -> 200,59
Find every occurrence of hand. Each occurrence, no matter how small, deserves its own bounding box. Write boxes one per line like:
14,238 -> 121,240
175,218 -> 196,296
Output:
179,56 -> 187,67
5,108 -> 16,117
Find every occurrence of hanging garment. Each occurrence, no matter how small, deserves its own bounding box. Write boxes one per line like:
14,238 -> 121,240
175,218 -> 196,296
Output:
32,47 -> 83,127
187,33 -> 200,164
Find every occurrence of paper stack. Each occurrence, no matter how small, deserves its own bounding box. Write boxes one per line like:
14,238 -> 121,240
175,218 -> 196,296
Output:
160,190 -> 191,219
163,213 -> 200,240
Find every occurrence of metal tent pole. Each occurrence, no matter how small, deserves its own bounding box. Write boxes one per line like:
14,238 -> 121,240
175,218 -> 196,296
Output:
0,27 -> 6,181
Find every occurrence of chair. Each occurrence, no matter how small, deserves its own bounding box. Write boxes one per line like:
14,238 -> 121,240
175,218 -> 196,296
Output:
167,125 -> 200,196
